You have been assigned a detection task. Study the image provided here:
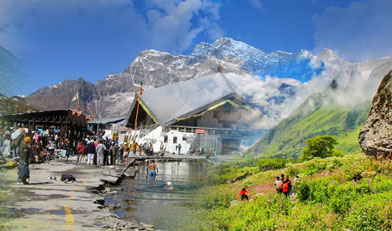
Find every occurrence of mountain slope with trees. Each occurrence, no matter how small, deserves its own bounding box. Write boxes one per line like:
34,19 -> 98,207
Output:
245,94 -> 370,159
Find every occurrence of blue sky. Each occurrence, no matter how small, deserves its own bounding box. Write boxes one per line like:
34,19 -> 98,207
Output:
0,0 -> 391,96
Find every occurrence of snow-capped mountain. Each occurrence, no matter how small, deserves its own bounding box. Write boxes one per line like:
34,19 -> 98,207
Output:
24,38 -> 392,129
191,38 -> 322,81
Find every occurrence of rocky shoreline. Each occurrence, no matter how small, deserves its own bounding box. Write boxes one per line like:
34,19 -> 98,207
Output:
93,160 -> 158,231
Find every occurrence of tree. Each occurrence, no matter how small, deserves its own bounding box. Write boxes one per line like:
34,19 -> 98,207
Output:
299,135 -> 338,161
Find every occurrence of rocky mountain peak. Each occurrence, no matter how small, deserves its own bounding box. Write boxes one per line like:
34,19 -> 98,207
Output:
25,77 -> 96,112
191,37 -> 266,60
22,37 -> 392,124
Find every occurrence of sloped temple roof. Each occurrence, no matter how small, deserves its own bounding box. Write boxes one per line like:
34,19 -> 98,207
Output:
126,72 -> 242,127
87,117 -> 126,125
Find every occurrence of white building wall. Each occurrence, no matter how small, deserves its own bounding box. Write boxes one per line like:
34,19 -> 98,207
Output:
137,126 -> 196,154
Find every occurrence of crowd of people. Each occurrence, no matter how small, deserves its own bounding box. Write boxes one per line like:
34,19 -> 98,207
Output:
0,126 -> 164,184
62,137 -> 158,166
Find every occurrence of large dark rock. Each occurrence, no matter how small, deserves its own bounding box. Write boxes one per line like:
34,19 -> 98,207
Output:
359,70 -> 392,155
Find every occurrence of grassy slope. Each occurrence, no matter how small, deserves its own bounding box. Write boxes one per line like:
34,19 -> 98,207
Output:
245,96 -> 370,159
197,154 -> 392,230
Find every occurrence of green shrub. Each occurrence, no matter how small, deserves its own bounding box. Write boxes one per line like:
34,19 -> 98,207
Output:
198,154 -> 392,230
344,192 -> 392,231
297,181 -> 311,201
329,184 -> 356,214
257,157 -> 287,171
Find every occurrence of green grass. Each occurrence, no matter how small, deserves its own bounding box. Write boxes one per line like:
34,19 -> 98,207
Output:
195,154 -> 392,230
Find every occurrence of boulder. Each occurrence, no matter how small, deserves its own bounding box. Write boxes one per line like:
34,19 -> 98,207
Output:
100,176 -> 119,184
359,70 -> 392,156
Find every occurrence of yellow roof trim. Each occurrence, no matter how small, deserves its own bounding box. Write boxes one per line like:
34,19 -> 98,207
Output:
175,99 -> 240,122
139,99 -> 159,124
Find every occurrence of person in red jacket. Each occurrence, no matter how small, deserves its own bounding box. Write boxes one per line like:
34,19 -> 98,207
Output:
76,141 -> 85,164
282,177 -> 292,198
236,188 -> 250,201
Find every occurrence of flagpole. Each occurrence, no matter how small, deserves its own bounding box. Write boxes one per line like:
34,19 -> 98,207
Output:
77,92 -> 80,110
133,83 -> 143,146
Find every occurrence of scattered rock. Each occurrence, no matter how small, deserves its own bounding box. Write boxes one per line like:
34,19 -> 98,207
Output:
140,223 -> 154,229
107,190 -> 117,195
124,169 -> 137,178
108,203 -> 121,211
93,199 -> 105,206
101,176 -> 119,184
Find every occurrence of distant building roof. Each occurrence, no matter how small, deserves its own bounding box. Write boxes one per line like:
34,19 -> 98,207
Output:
1,110 -> 87,127
126,72 -> 241,126
88,117 -> 127,125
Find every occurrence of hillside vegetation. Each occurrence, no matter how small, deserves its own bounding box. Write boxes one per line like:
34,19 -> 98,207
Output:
0,94 -> 36,115
196,154 -> 392,230
245,95 -> 370,159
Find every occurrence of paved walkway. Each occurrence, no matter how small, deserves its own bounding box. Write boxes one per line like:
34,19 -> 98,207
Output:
0,159 -> 134,231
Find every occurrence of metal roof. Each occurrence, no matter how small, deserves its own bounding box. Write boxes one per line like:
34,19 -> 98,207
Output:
88,117 -> 127,125
132,72 -> 240,125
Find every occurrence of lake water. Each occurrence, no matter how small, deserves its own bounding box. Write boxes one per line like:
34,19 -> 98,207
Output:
107,160 -> 209,230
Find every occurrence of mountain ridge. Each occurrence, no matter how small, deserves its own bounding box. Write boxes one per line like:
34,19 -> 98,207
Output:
23,38 -> 392,131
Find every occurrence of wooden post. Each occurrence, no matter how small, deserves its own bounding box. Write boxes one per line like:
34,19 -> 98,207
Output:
133,83 -> 143,145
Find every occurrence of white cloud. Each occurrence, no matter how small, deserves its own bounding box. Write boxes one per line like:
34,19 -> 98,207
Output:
248,0 -> 263,9
142,0 -> 222,53
313,0 -> 392,62
0,0 -> 223,55
226,73 -> 303,129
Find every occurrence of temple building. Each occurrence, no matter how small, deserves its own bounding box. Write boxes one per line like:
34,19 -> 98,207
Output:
125,73 -> 264,156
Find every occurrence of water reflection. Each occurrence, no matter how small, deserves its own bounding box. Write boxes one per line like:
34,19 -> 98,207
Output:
114,160 -> 208,230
